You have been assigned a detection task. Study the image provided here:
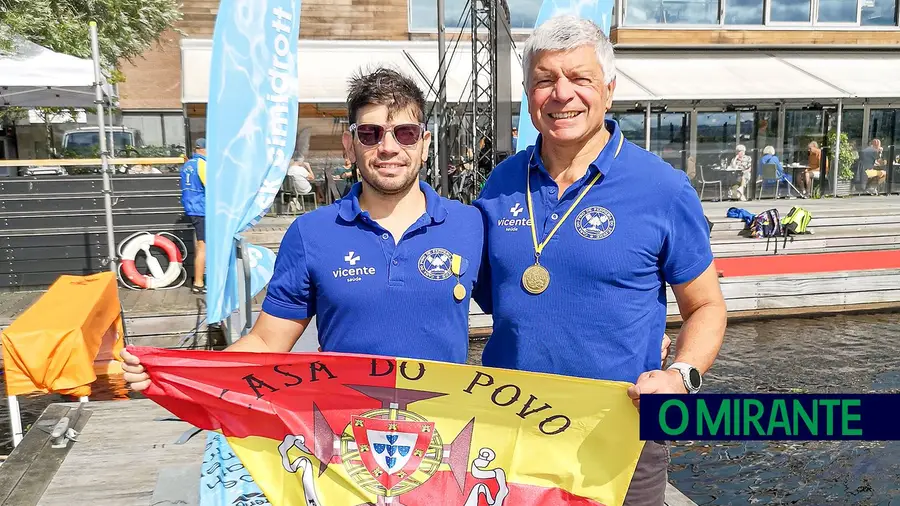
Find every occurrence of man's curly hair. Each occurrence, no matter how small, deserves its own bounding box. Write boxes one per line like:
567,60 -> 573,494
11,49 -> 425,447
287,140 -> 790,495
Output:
346,66 -> 426,125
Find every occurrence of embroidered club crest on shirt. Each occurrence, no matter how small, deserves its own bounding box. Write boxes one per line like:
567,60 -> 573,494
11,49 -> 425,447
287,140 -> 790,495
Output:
417,248 -> 453,281
574,206 -> 616,240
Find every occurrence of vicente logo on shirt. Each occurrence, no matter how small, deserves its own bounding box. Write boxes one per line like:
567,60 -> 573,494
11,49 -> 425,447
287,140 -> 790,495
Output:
497,202 -> 532,232
333,251 -> 376,282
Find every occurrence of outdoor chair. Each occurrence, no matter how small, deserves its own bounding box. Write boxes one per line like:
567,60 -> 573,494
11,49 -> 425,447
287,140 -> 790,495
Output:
695,164 -> 722,202
281,176 -> 318,215
758,163 -> 803,199
756,163 -> 782,198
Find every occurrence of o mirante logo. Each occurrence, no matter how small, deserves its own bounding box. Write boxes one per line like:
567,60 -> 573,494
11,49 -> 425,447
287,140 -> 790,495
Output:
638,394 -> 900,441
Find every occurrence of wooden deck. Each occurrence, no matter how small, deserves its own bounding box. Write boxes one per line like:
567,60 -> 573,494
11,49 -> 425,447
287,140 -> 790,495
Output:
0,399 -> 696,505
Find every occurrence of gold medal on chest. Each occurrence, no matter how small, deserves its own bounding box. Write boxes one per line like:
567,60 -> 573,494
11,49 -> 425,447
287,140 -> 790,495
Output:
521,263 -> 550,295
453,283 -> 467,301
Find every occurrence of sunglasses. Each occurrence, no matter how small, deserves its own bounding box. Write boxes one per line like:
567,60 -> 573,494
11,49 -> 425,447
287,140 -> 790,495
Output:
350,123 -> 425,147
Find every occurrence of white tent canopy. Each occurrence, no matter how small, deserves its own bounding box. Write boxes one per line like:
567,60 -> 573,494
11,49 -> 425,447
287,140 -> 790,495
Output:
181,39 -> 657,105
0,37 -> 109,107
181,41 -> 900,105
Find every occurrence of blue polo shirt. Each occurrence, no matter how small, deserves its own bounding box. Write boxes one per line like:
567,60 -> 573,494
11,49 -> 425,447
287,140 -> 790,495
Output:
473,120 -> 713,383
262,181 -> 483,364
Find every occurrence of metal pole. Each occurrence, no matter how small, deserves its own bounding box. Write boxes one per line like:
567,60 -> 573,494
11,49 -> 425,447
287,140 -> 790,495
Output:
90,22 -> 117,273
240,239 -> 252,335
108,101 -> 115,159
644,102 -> 651,150
832,99 -> 842,197
437,0 -> 449,197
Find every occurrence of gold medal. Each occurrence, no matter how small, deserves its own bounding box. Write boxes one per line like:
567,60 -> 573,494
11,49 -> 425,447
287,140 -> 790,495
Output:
522,134 -> 624,295
451,254 -> 466,301
522,263 -> 550,294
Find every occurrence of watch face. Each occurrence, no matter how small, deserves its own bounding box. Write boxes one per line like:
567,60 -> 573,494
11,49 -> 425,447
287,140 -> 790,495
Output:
689,368 -> 702,389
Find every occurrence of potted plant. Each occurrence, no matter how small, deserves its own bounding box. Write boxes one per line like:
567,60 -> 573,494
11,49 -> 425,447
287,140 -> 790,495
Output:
825,130 -> 857,196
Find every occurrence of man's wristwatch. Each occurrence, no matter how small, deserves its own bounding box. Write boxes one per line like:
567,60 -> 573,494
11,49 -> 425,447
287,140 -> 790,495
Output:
667,362 -> 702,394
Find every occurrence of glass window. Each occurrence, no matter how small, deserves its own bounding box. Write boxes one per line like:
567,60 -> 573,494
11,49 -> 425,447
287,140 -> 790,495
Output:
869,109 -> 899,150
861,0 -> 898,25
188,116 -> 206,150
769,0 -> 811,22
725,0 -> 765,24
163,114 -> 186,151
696,112 -> 738,168
625,0 -> 719,24
818,0 -> 859,22
752,110 -> 780,156
123,114 -> 163,146
609,113 -> 646,144
840,109 -> 865,156
409,0 -> 541,30
651,112 -> 689,171
784,110 -> 825,165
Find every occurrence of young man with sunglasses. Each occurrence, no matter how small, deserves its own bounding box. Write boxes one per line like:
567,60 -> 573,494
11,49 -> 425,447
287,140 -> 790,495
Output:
122,67 -> 485,389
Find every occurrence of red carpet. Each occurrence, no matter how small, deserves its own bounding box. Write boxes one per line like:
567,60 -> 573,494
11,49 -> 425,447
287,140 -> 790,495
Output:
714,250 -> 900,278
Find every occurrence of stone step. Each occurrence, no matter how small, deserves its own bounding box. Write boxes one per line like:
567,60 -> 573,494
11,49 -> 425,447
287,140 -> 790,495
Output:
712,232 -> 900,256
711,222 -> 900,241
710,212 -> 900,233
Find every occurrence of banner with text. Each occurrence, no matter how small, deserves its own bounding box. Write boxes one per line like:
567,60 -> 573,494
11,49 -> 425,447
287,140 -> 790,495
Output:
515,1 -> 615,152
640,394 -> 900,441
205,0 -> 302,323
133,346 -> 644,506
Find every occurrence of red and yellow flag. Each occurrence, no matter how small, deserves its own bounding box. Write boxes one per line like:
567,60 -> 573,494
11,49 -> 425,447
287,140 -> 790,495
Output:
133,346 -> 644,506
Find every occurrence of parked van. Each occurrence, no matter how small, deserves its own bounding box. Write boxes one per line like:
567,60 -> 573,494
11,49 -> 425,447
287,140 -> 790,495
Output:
61,126 -> 143,156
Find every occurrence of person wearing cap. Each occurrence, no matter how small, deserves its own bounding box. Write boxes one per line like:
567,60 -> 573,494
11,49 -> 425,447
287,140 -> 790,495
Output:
473,16 -> 726,504
179,138 -> 208,294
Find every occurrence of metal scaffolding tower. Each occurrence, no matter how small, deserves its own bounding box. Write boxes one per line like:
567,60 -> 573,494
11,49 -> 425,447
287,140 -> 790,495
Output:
470,0 -> 498,176
470,0 -> 513,187
419,0 -> 512,202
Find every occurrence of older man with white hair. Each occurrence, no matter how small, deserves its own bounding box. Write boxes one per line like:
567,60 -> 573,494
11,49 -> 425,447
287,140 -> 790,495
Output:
728,144 -> 753,200
473,15 -> 726,504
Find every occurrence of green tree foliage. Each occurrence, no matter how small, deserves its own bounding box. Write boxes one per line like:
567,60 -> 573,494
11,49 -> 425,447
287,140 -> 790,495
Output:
825,129 -> 857,181
0,0 -> 181,156
0,0 -> 182,72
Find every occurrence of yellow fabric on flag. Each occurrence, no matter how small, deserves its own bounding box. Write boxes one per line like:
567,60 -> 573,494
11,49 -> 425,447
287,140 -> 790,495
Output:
395,362 -> 644,501
217,360 -> 643,506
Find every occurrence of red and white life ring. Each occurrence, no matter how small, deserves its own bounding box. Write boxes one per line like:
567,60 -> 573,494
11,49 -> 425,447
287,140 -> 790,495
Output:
119,233 -> 185,289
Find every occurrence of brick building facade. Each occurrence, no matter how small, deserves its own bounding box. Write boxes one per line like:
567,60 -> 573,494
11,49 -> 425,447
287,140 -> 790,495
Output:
116,0 -> 900,177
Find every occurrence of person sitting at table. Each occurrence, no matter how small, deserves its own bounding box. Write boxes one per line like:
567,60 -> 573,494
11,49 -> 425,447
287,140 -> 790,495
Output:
759,145 -> 791,196
799,141 -> 821,196
287,156 -> 315,195
859,139 -> 887,195
333,158 -> 355,197
727,144 -> 752,201
759,146 -> 790,181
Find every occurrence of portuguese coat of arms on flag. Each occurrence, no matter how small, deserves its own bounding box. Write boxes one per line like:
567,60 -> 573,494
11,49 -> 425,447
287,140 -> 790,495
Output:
132,346 -> 645,506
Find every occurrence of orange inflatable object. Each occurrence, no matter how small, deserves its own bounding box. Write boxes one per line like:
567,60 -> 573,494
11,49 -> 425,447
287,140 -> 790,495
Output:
1,272 -> 125,398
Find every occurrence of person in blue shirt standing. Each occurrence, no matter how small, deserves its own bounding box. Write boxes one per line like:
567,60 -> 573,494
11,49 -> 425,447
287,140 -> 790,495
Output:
180,138 -> 208,294
473,16 -> 727,505
122,67 -> 484,390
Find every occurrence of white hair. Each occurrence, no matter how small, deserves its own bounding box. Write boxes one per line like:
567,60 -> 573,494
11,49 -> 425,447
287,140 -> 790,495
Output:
763,145 -> 775,155
522,15 -> 617,88
736,144 -> 747,153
